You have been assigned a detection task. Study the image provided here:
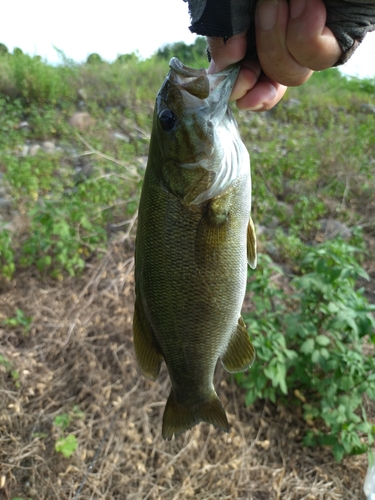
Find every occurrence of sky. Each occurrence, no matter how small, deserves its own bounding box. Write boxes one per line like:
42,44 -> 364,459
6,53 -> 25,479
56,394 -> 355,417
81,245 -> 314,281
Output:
0,0 -> 374,79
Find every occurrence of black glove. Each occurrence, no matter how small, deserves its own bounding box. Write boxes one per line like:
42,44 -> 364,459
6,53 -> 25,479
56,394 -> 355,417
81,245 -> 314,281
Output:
185,0 -> 375,64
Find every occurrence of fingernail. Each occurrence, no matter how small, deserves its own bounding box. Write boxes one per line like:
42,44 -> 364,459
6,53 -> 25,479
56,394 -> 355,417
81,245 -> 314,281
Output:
248,103 -> 264,111
290,0 -> 307,19
256,0 -> 278,31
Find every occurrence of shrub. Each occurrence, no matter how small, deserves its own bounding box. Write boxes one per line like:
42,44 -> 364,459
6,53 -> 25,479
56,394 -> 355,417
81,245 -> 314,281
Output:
0,50 -> 77,106
0,227 -> 15,279
238,240 -> 375,461
156,37 -> 207,66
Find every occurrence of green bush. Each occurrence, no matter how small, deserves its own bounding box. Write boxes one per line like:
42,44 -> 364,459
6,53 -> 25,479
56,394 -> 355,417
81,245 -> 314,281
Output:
20,192 -> 109,278
0,50 -> 77,106
1,145 -> 138,279
156,37 -> 207,66
86,53 -> 104,65
0,227 -> 15,279
238,240 -> 375,461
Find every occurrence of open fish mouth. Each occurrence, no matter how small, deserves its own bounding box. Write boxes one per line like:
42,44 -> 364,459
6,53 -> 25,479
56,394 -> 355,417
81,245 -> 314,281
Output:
168,57 -> 240,113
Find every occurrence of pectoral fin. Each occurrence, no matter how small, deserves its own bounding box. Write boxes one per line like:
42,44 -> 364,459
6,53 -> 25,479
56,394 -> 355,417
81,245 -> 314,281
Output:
133,298 -> 163,380
247,217 -> 257,269
221,317 -> 255,373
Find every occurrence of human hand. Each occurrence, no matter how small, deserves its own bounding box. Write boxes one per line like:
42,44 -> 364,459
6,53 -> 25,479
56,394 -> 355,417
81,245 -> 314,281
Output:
207,0 -> 342,111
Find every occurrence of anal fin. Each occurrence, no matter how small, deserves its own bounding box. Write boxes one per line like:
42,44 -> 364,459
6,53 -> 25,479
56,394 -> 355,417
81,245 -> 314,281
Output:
133,298 -> 163,381
162,390 -> 230,440
247,217 -> 257,269
221,316 -> 255,373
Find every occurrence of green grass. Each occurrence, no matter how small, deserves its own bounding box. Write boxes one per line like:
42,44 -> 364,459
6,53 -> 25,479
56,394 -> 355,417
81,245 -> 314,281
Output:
0,39 -> 374,461
0,39 -> 373,274
0,39 -> 373,278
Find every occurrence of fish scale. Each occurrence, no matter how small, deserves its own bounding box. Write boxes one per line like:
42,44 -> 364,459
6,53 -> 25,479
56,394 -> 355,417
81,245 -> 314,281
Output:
133,58 -> 257,439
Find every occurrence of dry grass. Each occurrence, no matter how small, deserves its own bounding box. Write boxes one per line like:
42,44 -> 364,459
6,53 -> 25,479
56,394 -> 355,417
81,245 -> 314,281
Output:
0,235 -> 369,500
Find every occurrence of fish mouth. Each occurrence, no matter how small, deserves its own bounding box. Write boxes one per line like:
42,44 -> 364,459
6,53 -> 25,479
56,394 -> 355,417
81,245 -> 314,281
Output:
168,57 -> 239,110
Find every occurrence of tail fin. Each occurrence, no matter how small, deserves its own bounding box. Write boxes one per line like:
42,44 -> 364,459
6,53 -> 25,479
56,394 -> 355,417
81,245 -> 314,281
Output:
162,390 -> 230,440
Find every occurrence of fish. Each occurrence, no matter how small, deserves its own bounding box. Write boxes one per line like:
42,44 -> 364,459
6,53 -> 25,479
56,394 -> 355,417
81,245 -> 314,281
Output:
133,57 -> 257,440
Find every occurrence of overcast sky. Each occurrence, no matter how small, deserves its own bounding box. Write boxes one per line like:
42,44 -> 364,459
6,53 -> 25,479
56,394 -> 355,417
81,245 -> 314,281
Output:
1,0 -> 374,78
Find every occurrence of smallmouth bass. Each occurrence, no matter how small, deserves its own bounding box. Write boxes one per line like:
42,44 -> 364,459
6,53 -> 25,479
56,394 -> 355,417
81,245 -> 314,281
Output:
133,58 -> 257,439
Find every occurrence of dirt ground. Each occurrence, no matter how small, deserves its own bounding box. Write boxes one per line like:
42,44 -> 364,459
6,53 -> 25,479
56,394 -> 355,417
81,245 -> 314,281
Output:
0,233 -> 371,500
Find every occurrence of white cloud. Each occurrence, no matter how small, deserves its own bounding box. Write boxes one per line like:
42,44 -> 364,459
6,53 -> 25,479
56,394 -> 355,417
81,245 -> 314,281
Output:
0,0 -> 373,78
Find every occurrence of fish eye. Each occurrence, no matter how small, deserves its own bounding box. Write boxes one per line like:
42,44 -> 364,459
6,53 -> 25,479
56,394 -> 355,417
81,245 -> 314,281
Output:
159,109 -> 176,131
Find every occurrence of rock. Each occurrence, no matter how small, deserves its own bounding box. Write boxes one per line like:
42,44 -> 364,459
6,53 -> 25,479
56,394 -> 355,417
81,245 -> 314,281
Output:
19,145 -> 29,157
29,144 -> 41,157
68,112 -> 95,131
318,218 -> 352,240
277,202 -> 294,219
264,242 -> 282,260
0,197 -> 12,212
42,141 -> 56,154
73,156 -> 93,184
2,212 -> 28,234
14,144 -> 28,156
78,88 -> 88,101
18,121 -> 29,129
135,156 -> 148,170
111,131 -> 130,143
361,103 -> 375,115
268,216 -> 282,230
285,98 -> 301,108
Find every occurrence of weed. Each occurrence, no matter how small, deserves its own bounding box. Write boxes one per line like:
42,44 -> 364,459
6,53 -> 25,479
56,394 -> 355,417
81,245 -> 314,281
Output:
0,50 -> 77,106
238,241 -> 375,461
3,308 -> 32,334
54,413 -> 71,431
0,227 -> 15,279
0,354 -> 21,388
55,435 -> 78,458
1,135 -> 138,278
0,354 -> 12,370
53,408 -> 83,458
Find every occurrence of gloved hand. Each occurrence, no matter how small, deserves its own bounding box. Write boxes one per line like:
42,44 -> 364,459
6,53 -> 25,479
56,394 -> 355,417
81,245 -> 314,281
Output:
186,0 -> 375,110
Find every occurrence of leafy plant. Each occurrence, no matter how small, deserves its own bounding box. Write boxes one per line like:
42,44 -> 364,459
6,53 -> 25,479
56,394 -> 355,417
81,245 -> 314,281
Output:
0,227 -> 15,279
0,354 -> 12,370
54,413 -> 71,430
238,240 -> 375,461
53,408 -> 84,458
0,354 -> 21,388
3,308 -> 32,334
55,434 -> 78,458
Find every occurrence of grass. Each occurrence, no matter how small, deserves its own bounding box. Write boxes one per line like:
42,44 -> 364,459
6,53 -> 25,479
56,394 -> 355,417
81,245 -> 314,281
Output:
0,43 -> 374,278
0,39 -> 374,499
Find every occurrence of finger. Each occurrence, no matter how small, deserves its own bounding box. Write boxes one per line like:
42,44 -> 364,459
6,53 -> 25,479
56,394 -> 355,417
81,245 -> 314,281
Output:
287,0 -> 342,70
207,33 -> 247,73
235,77 -> 287,111
255,0 -> 312,86
230,59 -> 262,101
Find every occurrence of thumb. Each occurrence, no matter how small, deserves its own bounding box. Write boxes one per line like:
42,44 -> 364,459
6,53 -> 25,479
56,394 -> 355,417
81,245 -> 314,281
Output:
207,33 -> 248,73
